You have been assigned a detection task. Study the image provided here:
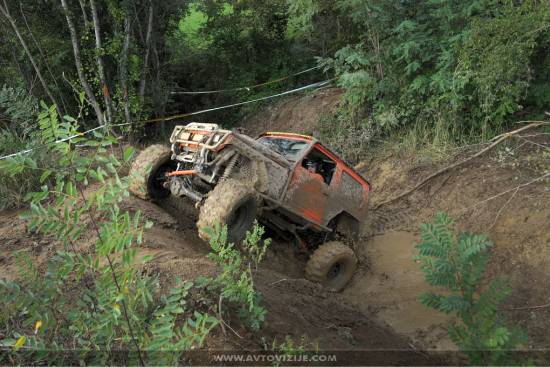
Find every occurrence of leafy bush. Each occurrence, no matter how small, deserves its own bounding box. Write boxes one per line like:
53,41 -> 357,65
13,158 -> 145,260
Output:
0,105 -> 219,365
200,221 -> 271,331
415,213 -> 528,365
0,103 -> 71,209
0,85 -> 38,137
296,0 -> 550,145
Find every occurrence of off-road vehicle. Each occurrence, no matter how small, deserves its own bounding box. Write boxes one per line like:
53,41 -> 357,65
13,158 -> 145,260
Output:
129,122 -> 370,291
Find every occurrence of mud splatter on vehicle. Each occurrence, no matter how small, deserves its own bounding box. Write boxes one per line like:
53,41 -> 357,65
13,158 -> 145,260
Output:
129,123 -> 370,291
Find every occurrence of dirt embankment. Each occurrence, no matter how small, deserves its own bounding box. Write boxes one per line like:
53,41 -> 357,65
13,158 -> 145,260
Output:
0,87 -> 548,364
241,87 -> 343,137
242,87 -> 550,351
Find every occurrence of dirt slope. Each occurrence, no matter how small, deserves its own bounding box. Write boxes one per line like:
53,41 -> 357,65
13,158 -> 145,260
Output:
351,144 -> 550,351
0,192 -> 437,365
240,88 -> 550,350
241,87 -> 343,137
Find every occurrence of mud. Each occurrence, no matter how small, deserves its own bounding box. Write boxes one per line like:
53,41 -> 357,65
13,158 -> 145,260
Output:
344,231 -> 455,350
0,191 -> 436,363
1,87 -> 549,362
241,88 -> 550,351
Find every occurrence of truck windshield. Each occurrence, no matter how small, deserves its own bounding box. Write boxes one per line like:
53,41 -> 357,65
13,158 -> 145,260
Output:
257,136 -> 309,160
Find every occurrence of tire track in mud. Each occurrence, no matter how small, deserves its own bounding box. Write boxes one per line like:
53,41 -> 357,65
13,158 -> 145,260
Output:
362,203 -> 417,238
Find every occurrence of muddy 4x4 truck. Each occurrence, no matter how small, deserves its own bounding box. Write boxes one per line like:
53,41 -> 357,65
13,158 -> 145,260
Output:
129,123 -> 370,291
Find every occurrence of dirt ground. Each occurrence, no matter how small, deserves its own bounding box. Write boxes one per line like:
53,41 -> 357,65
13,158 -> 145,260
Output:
0,192 -> 439,365
243,88 -> 550,351
353,143 -> 550,351
0,88 -> 549,364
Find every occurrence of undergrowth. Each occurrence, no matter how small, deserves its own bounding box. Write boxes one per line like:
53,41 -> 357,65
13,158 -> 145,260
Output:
416,213 -> 530,365
0,103 -> 270,365
199,222 -> 271,331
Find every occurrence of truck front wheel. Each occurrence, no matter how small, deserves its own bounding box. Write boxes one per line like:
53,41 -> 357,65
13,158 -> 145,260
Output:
305,241 -> 357,292
129,145 -> 173,200
197,179 -> 258,244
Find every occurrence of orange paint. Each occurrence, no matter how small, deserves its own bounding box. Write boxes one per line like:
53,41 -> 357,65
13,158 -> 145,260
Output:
103,84 -> 110,98
260,132 -> 313,141
301,207 -> 322,223
166,170 -> 196,177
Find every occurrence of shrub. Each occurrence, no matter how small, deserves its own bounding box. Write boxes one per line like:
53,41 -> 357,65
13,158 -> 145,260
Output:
299,0 -> 550,146
0,85 -> 38,137
0,104 -> 219,365
199,221 -> 271,331
416,213 -> 529,365
0,103 -> 66,209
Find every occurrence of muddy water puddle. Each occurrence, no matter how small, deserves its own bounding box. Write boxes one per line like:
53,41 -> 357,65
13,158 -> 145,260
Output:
343,231 -> 456,350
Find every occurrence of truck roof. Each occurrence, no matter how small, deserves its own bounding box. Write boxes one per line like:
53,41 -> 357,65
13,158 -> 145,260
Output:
260,132 -> 314,141
259,131 -> 370,189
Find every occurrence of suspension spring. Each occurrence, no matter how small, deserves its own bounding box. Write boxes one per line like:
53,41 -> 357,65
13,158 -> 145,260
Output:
221,154 -> 239,180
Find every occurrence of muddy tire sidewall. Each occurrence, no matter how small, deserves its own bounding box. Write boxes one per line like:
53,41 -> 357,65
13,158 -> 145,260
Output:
129,145 -> 173,200
305,241 -> 357,292
197,179 -> 258,244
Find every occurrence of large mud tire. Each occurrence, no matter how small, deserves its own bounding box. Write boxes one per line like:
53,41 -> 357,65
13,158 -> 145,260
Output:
197,179 -> 258,244
305,241 -> 357,292
129,145 -> 173,200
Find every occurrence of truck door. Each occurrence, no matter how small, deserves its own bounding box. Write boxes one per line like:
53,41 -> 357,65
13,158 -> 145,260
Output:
283,144 -> 337,225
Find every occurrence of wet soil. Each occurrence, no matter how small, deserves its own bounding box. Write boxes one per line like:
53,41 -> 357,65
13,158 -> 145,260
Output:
343,231 -> 456,351
1,87 -> 549,364
243,88 -> 550,351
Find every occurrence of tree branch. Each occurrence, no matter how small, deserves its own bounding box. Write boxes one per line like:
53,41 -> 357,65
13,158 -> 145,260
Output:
138,0 -> 153,104
374,121 -> 550,209
18,1 -> 68,115
89,0 -> 114,124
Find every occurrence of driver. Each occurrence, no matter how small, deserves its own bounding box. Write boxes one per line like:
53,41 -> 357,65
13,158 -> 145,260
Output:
305,160 -> 325,184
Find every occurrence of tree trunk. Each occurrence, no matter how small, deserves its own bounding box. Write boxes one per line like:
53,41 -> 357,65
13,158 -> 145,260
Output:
138,0 -> 153,104
60,0 -> 104,126
78,0 -> 90,28
18,1 -> 68,115
89,0 -> 114,124
120,11 -> 132,125
0,0 -> 61,115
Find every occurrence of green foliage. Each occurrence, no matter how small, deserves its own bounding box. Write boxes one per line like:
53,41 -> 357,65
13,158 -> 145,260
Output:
265,335 -> 319,366
0,104 -> 219,365
269,334 -> 318,355
302,0 -> 550,146
178,3 -> 213,50
200,221 -> 271,330
0,103 -> 70,209
0,85 -> 38,136
416,213 -> 529,365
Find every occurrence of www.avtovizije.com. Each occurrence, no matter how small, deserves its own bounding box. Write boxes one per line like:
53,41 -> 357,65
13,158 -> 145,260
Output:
213,353 -> 337,363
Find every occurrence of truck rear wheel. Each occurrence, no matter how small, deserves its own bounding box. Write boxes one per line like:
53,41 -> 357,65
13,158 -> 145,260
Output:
128,145 -> 173,200
305,241 -> 357,292
197,179 -> 258,244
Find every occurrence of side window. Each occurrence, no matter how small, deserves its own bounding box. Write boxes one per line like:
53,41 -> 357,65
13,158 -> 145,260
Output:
301,147 -> 337,185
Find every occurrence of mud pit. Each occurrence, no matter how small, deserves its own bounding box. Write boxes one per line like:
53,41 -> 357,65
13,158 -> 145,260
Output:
344,232 -> 455,350
0,192 -> 441,364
